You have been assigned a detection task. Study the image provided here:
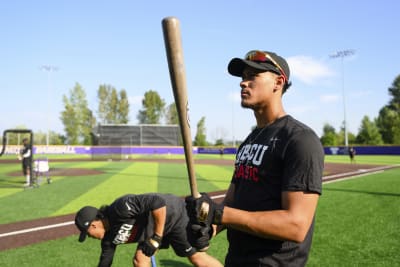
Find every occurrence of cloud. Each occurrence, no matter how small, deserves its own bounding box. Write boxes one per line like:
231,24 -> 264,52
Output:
287,56 -> 334,85
320,94 -> 340,103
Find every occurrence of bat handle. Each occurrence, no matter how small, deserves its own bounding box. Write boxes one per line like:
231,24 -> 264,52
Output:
199,201 -> 210,223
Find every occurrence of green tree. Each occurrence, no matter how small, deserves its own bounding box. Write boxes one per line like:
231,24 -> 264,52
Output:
356,116 -> 383,145
376,75 -> 400,144
376,106 -> 400,144
214,139 -> 224,146
320,123 -> 338,146
388,74 -> 400,110
31,131 -> 64,145
337,121 -> 356,145
117,89 -> 129,124
61,99 -> 78,144
61,83 -> 95,145
165,103 -> 179,125
49,131 -> 65,145
109,88 -> 119,123
34,131 -> 47,145
97,84 -> 111,124
194,117 -> 207,146
97,85 -> 117,124
137,90 -> 165,124
97,85 -> 129,124
82,109 -> 97,145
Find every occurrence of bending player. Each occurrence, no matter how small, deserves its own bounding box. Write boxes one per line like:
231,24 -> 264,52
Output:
75,193 -> 222,267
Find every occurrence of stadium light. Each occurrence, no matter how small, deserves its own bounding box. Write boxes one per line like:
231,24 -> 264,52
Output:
40,65 -> 59,147
329,49 -> 355,147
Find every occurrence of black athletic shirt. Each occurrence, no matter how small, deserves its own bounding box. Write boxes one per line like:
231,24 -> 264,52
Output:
226,115 -> 324,266
98,193 -> 192,267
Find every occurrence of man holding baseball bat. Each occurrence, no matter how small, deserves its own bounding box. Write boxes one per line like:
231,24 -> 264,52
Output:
186,50 -> 324,266
75,193 -> 222,267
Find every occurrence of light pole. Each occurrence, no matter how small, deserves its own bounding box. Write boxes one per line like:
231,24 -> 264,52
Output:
40,65 -> 58,147
329,49 -> 355,147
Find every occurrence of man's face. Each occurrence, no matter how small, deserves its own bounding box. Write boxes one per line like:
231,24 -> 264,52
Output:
239,67 -> 279,110
86,220 -> 106,240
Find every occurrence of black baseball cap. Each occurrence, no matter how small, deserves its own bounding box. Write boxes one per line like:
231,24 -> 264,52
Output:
228,50 -> 290,83
75,206 -> 99,242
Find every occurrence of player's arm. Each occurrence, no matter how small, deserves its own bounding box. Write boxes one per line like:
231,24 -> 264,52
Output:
215,183 -> 235,235
151,206 -> 166,237
221,190 -> 319,243
22,148 -> 31,158
222,183 -> 235,207
98,241 -> 116,267
132,194 -> 166,256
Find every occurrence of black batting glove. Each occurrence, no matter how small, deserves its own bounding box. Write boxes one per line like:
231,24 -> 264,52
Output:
139,234 -> 162,257
185,192 -> 224,226
187,223 -> 213,252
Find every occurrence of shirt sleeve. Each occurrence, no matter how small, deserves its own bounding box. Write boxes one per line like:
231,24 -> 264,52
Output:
98,240 -> 116,267
117,194 -> 166,218
282,129 -> 324,194
22,149 -> 31,158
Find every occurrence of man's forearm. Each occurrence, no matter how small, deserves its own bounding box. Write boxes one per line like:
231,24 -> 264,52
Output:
221,192 -> 319,243
152,206 -> 166,237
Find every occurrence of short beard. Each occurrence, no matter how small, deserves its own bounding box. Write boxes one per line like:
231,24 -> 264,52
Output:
241,100 -> 255,109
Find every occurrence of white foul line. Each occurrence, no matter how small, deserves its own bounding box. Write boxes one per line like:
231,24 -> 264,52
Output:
0,221 -> 74,238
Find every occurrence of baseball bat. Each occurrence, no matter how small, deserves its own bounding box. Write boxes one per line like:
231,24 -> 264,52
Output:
162,17 -> 201,199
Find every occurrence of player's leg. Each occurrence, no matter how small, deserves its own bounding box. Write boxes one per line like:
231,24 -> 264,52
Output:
22,161 -> 30,186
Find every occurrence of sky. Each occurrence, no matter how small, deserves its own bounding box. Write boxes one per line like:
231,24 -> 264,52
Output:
1,0 -> 400,143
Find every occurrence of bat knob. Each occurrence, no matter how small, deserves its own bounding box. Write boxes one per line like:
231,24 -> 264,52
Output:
199,202 -> 210,223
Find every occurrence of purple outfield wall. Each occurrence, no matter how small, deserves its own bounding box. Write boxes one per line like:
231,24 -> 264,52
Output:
324,146 -> 400,155
3,145 -> 400,155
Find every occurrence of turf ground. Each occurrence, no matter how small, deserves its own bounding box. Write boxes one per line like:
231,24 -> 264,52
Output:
0,154 -> 399,266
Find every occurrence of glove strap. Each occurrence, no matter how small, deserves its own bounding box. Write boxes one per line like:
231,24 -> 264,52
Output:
213,205 -> 224,225
149,234 -> 162,248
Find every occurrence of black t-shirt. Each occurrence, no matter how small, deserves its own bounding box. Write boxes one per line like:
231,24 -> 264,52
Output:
21,144 -> 31,163
98,193 -> 186,267
227,115 -> 324,266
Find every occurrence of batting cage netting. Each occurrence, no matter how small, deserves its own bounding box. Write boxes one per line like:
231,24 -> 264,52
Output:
91,124 -> 181,160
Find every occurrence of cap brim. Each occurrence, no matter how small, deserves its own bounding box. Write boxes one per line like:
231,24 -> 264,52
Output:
78,231 -> 87,242
228,58 -> 279,77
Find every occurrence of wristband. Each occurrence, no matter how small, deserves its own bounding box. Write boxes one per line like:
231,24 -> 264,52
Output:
213,206 -> 224,225
149,234 -> 162,248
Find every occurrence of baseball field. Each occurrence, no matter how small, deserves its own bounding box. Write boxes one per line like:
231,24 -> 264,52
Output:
0,154 -> 399,266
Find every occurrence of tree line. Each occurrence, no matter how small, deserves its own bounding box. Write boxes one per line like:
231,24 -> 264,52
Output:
34,82 -> 207,146
4,74 -> 400,146
320,74 -> 400,146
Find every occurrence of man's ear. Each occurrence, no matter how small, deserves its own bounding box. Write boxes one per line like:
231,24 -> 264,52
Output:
276,76 -> 285,87
274,76 -> 285,93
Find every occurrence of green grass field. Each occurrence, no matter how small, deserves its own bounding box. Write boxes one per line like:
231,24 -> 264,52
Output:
0,154 -> 399,266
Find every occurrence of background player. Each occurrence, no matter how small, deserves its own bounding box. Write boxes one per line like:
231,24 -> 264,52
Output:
19,138 -> 32,186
